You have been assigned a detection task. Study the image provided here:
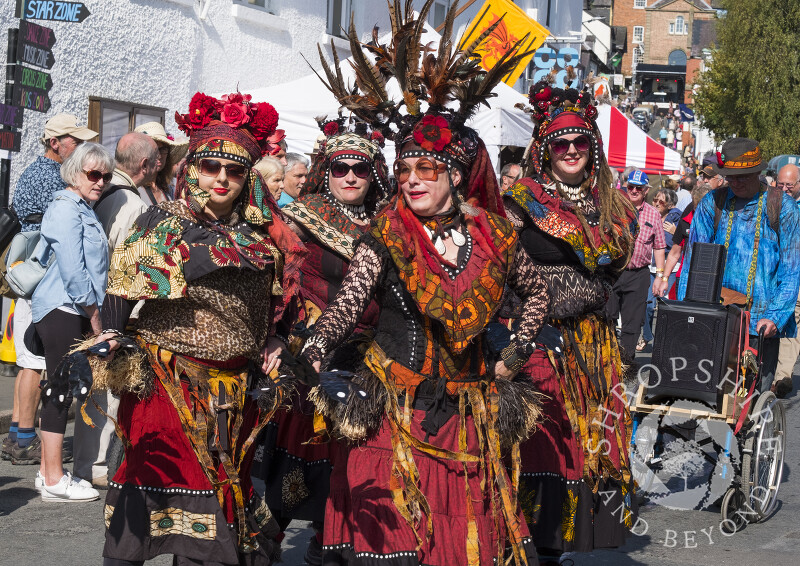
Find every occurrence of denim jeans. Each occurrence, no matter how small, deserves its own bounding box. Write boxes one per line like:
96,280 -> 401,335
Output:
642,272 -> 677,343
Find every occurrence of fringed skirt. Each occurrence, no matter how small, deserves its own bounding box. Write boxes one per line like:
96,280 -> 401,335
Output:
103,344 -> 283,565
517,316 -> 636,553
254,384 -> 342,525
322,404 -> 539,566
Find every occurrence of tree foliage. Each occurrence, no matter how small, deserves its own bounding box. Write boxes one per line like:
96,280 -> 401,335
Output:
693,0 -> 800,158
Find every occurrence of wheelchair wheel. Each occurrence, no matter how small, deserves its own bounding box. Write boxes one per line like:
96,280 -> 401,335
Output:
720,487 -> 748,534
749,391 -> 786,519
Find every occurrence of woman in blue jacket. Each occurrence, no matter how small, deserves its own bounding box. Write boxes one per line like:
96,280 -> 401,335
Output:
32,142 -> 113,502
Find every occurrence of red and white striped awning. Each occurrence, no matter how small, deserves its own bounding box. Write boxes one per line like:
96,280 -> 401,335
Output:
596,104 -> 682,174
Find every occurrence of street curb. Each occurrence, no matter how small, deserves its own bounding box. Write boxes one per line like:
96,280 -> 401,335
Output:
0,404 -> 76,435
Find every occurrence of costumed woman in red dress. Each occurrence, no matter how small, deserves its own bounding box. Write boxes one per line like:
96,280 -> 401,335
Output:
297,3 -> 551,564
502,81 -> 639,564
254,119 -> 389,564
94,92 -> 305,565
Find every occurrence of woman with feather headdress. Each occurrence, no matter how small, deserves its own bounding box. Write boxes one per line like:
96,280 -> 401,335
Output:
297,2 -> 551,564
502,75 -> 639,562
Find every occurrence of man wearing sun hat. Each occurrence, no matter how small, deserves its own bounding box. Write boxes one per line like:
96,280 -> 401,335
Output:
608,169 -> 667,362
678,138 -> 800,396
2,114 -> 97,468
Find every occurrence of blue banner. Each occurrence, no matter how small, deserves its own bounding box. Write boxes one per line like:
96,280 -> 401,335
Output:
679,104 -> 695,122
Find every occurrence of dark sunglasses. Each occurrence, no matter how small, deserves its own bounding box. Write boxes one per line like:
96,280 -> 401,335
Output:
83,169 -> 113,183
549,135 -> 591,156
330,160 -> 371,179
393,158 -> 448,183
626,185 -> 646,193
197,159 -> 249,182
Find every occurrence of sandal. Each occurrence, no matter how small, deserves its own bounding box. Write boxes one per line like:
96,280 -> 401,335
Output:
636,337 -> 648,352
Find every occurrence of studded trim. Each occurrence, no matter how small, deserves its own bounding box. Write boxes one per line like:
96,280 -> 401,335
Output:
108,480 -> 214,496
192,150 -> 251,167
399,148 -> 457,168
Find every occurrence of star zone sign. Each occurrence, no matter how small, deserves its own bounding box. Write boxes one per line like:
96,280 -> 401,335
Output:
16,0 -> 91,23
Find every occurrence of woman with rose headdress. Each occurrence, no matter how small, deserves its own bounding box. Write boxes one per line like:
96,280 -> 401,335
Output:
97,91 -> 305,565
502,79 -> 638,562
295,4 -> 551,564
253,117 -> 390,564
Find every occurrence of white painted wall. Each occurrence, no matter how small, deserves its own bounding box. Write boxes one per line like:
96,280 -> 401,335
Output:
0,0 -> 555,193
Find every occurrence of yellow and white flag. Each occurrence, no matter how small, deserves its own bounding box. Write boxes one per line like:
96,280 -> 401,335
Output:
458,0 -> 550,86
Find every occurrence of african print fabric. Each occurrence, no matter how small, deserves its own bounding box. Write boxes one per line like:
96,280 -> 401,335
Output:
283,194 -> 364,260
505,178 -> 636,274
370,206 -> 516,355
107,201 -> 281,301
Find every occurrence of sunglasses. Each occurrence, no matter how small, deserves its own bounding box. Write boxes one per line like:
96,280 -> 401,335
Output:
197,159 -> 249,182
549,135 -> 591,156
626,185 -> 646,193
330,160 -> 371,179
393,158 -> 448,183
83,169 -> 113,183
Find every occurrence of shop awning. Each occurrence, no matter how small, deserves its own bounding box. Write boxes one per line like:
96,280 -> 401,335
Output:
596,104 -> 682,174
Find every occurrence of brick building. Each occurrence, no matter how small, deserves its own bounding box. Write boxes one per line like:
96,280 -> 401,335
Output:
644,0 -> 715,66
611,0 -> 649,77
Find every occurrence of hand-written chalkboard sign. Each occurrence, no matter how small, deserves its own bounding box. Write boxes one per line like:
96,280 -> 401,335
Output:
0,104 -> 24,129
0,130 -> 22,153
14,65 -> 53,94
15,0 -> 91,23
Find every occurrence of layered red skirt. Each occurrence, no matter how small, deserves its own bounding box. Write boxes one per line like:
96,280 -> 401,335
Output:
518,333 -> 635,553
322,405 -> 539,565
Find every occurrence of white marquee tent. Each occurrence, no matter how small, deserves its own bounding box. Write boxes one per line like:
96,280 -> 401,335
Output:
244,26 -> 535,172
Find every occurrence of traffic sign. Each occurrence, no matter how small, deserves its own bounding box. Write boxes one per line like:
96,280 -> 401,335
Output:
0,130 -> 22,153
15,1 -> 91,23
0,104 -> 24,129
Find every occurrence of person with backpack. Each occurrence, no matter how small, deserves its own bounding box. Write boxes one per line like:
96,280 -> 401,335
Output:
677,138 -> 800,395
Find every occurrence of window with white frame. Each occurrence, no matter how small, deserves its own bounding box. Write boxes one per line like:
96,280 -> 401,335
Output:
634,0 -> 646,8
633,26 -> 644,43
429,0 -> 450,29
234,0 -> 276,14
327,0 -> 352,38
670,16 -> 688,35
634,46 -> 644,65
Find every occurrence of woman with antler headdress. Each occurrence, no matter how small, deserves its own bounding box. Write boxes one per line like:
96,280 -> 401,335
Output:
254,117 -> 390,564
89,92 -> 305,565
502,77 -> 638,561
296,2 -> 551,564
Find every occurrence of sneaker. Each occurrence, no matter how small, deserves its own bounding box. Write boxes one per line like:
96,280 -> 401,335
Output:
41,473 -> 100,502
1,436 -> 15,461
35,470 -> 91,493
11,435 -> 41,465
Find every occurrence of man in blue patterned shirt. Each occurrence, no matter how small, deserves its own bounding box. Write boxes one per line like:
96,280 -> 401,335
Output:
678,138 -> 800,394
1,114 -> 97,466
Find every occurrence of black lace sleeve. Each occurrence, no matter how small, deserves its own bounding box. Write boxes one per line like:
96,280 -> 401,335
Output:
302,241 -> 383,364
506,243 -> 551,349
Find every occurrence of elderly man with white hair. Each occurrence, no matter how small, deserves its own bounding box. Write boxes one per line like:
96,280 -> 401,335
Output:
278,152 -> 309,207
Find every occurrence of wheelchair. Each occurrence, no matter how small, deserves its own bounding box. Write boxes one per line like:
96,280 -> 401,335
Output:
629,299 -> 786,533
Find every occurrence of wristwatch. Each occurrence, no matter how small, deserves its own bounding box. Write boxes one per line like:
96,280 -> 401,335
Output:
660,275 -> 669,282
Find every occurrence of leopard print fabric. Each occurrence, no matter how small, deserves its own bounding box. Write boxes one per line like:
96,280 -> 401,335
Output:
136,265 -> 275,361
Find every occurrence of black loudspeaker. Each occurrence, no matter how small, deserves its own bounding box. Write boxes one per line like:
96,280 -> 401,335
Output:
646,299 -> 744,408
684,242 -> 727,304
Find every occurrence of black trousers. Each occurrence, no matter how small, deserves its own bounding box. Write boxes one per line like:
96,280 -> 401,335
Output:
750,334 -> 780,394
35,309 -> 92,434
609,266 -> 651,360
